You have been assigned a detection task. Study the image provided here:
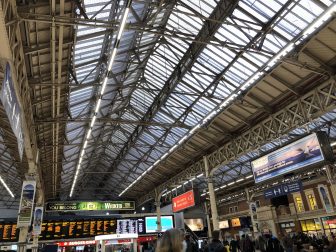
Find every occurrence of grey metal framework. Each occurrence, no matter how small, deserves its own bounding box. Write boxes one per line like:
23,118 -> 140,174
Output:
0,0 -> 335,207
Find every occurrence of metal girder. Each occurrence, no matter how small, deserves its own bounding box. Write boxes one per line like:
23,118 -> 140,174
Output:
100,0 -> 238,191
35,117 -> 191,129
137,78 -> 336,205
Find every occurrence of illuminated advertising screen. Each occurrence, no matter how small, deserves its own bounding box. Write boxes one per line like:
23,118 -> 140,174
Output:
145,216 -> 174,233
251,133 -> 325,183
184,219 -> 204,231
219,220 -> 229,229
231,218 -> 241,227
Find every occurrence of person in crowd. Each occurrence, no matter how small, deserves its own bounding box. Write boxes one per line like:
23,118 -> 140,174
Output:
223,241 -> 230,252
185,233 -> 199,252
229,235 -> 240,252
156,228 -> 185,252
255,233 -> 266,252
282,233 -> 294,252
240,234 -> 254,252
264,233 -> 284,252
205,230 -> 225,252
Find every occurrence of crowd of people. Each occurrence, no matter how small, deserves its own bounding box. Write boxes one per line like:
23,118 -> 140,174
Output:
154,229 -> 336,252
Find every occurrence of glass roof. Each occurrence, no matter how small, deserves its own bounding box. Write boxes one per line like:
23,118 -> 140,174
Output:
61,0 -> 335,198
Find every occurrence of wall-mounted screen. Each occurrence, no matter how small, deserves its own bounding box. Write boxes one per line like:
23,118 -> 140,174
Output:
219,220 -> 229,229
117,219 -> 137,234
184,219 -> 204,231
231,218 -> 241,227
145,216 -> 174,233
251,133 -> 326,183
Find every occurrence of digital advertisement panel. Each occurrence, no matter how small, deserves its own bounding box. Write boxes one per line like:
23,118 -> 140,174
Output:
251,133 -> 325,183
32,207 -> 44,235
145,216 -> 174,233
184,219 -> 204,231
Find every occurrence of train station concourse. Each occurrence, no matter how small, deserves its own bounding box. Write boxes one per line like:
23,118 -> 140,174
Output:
0,0 -> 336,251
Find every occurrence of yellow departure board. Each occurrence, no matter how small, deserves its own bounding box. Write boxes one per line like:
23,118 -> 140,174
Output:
83,221 -> 90,237
96,220 -> 103,235
11,224 -> 17,241
75,221 -> 83,237
69,221 -> 76,237
61,221 -> 69,238
3,224 -> 11,240
90,221 -> 96,236
54,222 -> 62,239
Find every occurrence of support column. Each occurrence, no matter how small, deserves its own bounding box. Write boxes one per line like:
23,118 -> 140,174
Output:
245,189 -> 258,234
204,201 -> 212,239
17,227 -> 28,252
155,190 -> 162,232
204,156 -> 219,231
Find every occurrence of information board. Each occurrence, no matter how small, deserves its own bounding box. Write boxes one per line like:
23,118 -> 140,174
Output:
76,221 -> 83,237
3,225 -> 11,241
90,221 -> 96,237
61,222 -> 69,239
96,220 -> 104,235
46,222 -> 54,239
46,201 -> 135,211
83,221 -> 90,237
53,222 -> 62,239
69,222 -> 76,238
117,219 -> 137,234
11,224 -> 17,241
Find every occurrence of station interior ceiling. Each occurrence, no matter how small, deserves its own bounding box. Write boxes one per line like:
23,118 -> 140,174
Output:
0,0 -> 335,210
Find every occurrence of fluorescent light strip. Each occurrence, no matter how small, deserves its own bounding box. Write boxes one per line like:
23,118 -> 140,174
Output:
70,3 -> 131,197
0,176 -> 14,198
118,4 -> 336,197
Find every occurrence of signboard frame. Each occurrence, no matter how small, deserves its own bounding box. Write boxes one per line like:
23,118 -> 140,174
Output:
172,190 -> 195,212
45,201 -> 135,212
17,181 -> 36,227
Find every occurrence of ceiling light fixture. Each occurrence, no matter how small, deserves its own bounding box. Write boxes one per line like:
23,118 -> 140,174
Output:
70,1 -> 132,197
118,4 -> 336,198
0,176 -> 14,198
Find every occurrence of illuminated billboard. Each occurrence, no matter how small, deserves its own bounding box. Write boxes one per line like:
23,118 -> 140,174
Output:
251,133 -> 328,183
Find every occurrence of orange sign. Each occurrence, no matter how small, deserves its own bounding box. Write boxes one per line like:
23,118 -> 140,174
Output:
172,190 -> 195,212
231,218 -> 241,227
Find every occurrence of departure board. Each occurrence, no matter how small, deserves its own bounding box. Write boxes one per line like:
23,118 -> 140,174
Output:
76,221 -> 83,237
96,220 -> 104,235
83,221 -> 90,237
46,222 -> 54,239
11,224 -> 17,241
61,221 -> 69,239
69,221 -> 76,238
137,218 -> 146,235
90,221 -> 96,237
39,223 -> 46,240
3,224 -> 11,241
0,224 -> 3,240
53,222 -> 62,239
117,219 -> 137,234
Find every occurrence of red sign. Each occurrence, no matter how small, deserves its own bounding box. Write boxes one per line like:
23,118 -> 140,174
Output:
326,220 -> 336,225
172,190 -> 195,212
57,240 -> 96,247
137,236 -> 157,242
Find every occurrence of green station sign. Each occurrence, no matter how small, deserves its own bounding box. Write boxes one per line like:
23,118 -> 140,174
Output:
45,201 -> 135,212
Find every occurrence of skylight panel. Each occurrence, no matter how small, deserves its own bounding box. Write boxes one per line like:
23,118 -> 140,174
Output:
238,1 -> 269,23
292,3 -> 317,23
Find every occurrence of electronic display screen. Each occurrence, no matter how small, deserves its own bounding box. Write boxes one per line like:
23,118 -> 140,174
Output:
184,219 -> 204,231
0,224 -> 4,240
53,222 -> 62,239
90,221 -> 96,236
117,219 -> 137,234
2,224 -> 11,241
39,222 -> 46,240
219,220 -> 229,229
96,220 -> 104,235
46,222 -> 54,239
11,224 -> 17,241
83,221 -> 90,237
69,222 -> 76,238
76,221 -> 83,237
251,133 -> 325,183
61,222 -> 69,239
145,216 -> 174,233
137,218 -> 146,235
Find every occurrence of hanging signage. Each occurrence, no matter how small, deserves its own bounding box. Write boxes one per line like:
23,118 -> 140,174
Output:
45,201 -> 135,212
264,181 -> 302,199
32,207 -> 43,235
172,190 -> 195,212
0,62 -> 24,159
57,240 -> 96,247
17,181 -> 36,227
252,133 -> 325,183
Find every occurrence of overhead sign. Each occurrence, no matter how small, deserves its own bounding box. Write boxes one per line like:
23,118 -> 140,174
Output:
264,181 -> 302,199
0,62 -> 24,159
252,133 -> 325,183
45,201 -> 135,211
57,240 -> 96,247
17,181 -> 36,227
172,190 -> 195,212
32,207 -> 44,235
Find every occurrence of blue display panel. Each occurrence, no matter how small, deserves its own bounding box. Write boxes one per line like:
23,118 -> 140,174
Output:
251,133 -> 325,183
145,216 -> 174,233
